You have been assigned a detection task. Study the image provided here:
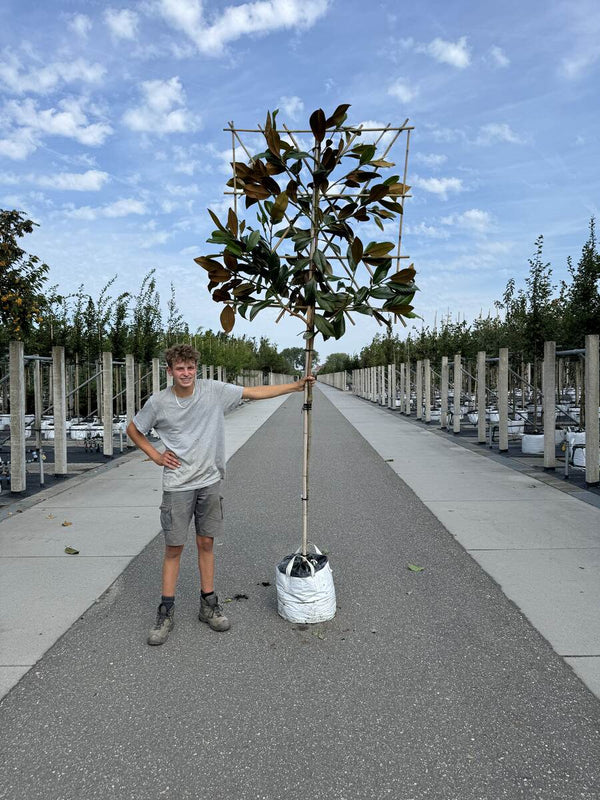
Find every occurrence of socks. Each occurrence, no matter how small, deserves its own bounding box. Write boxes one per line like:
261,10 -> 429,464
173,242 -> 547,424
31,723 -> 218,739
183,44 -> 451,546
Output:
201,590 -> 215,600
161,595 -> 175,611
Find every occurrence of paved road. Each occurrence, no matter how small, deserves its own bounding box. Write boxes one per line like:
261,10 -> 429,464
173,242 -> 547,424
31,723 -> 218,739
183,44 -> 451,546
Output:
1,388 -> 599,800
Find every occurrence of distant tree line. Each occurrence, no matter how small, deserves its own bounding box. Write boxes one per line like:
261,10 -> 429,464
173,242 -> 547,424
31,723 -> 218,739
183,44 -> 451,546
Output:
319,219 -> 600,373
0,209 -> 305,377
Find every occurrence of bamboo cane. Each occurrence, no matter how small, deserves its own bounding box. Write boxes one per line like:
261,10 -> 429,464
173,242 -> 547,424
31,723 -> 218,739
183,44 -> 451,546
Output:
301,137 -> 321,557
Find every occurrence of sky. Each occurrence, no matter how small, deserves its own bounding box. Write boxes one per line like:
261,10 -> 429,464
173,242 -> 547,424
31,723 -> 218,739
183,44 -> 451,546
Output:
1,0 -> 599,359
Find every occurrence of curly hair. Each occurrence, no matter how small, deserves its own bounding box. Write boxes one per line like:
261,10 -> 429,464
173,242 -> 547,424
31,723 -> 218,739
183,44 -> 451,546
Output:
165,343 -> 200,368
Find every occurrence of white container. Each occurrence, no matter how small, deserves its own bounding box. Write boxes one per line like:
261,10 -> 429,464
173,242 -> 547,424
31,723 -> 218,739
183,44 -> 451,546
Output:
521,434 -> 544,454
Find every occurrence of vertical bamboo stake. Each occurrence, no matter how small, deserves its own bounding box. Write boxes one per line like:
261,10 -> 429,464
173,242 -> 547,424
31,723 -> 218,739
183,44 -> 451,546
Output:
301,137 -> 321,557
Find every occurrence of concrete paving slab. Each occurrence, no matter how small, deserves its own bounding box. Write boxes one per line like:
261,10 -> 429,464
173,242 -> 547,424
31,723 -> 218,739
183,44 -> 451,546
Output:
472,547 -> 600,655
0,506 -> 159,557
566,658 -> 600,697
428,498 -> 600,550
2,556 -> 132,664
0,667 -> 30,698
40,473 -> 161,508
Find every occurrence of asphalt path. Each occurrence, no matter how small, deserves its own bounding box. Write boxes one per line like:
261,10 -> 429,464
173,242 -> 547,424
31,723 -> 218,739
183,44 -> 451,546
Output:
1,388 -> 599,800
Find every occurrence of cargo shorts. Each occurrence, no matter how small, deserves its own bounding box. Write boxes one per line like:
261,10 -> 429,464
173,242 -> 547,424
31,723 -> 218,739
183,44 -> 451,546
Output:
159,481 -> 223,546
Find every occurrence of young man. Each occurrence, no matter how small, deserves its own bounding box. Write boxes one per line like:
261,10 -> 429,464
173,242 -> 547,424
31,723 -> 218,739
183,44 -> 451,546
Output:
126,343 -> 315,646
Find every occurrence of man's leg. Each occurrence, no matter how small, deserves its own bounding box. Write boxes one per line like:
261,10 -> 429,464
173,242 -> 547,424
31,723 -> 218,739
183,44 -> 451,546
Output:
195,484 -> 230,631
148,491 -> 194,646
162,544 -> 184,595
196,536 -> 214,594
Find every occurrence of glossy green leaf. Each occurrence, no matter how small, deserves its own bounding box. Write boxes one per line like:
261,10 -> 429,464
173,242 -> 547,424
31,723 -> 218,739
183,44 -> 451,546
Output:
313,313 -> 336,338
270,192 -> 289,224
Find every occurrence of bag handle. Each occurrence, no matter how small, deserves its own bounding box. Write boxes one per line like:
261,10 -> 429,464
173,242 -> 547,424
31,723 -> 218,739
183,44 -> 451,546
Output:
285,553 -> 316,578
293,542 -> 323,556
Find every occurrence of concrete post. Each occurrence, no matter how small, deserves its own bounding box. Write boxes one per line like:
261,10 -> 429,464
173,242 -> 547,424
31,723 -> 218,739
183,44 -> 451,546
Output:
399,363 -> 405,412
585,335 -> 599,486
9,340 -> 26,492
404,363 -> 411,415
135,364 -> 142,411
102,351 -> 113,457
389,364 -> 395,409
453,354 -> 462,434
424,359 -> 431,422
379,365 -> 385,405
52,346 -> 68,475
152,358 -> 160,395
126,355 -> 135,446
477,351 -> 486,444
498,348 -> 509,453
209,365 -> 214,380
416,360 -> 422,419
96,362 -> 103,423
441,356 -> 448,429
33,358 -> 44,486
543,341 -> 556,469
74,353 -> 80,419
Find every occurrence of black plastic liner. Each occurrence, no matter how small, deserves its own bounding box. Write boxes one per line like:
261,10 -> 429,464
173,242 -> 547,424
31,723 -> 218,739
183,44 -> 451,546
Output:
277,552 -> 329,577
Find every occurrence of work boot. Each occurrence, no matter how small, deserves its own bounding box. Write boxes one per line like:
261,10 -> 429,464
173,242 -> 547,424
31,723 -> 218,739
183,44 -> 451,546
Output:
147,603 -> 174,646
199,593 -> 230,632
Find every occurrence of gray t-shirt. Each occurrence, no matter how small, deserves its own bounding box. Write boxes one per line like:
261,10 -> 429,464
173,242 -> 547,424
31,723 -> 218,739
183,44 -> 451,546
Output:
132,379 -> 243,492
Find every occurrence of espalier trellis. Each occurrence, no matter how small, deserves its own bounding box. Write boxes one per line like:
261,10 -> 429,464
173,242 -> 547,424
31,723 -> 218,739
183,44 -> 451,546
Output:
195,104 -> 417,555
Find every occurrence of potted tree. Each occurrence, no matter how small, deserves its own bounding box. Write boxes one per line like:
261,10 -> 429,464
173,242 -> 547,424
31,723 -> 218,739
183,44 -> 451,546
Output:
194,105 -> 418,621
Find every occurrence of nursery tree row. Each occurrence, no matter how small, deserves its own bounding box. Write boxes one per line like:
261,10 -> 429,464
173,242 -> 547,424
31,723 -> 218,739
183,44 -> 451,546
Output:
319,219 -> 600,374
0,209 -> 300,377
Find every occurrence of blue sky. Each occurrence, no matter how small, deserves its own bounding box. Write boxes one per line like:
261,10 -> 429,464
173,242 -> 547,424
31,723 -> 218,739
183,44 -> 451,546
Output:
1,0 -> 599,358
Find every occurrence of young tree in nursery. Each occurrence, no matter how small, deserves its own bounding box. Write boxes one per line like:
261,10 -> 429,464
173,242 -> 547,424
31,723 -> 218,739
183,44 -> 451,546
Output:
194,104 -> 418,554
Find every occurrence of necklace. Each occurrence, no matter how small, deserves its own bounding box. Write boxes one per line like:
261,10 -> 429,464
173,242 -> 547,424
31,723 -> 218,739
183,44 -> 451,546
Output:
172,383 -> 196,409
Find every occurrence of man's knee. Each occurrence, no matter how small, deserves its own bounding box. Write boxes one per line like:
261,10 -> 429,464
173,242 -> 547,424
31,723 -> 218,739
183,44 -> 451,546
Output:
196,535 -> 214,553
165,544 -> 184,560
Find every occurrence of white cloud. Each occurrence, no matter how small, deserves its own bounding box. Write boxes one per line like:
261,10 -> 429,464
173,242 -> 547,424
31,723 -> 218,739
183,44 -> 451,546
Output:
558,3 -> 600,80
122,77 -> 200,134
279,95 -> 304,120
560,51 -> 600,79
66,198 -> 147,220
412,175 -> 464,200
104,8 -> 139,40
4,97 -> 113,146
69,14 -> 92,38
0,129 -> 38,160
0,169 -> 109,191
416,36 -> 471,69
158,0 -> 330,56
441,208 -> 492,233
387,78 -> 417,104
405,221 -> 450,239
0,54 -> 106,95
488,45 -> 509,68
475,122 -> 523,145
414,153 -> 447,168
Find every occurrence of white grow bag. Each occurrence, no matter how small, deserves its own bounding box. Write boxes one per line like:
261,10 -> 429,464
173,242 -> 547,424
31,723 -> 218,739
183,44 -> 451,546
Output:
276,544 -> 336,624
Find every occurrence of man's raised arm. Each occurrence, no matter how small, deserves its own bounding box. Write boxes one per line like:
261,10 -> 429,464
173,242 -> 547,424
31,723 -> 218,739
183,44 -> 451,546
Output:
241,375 -> 315,401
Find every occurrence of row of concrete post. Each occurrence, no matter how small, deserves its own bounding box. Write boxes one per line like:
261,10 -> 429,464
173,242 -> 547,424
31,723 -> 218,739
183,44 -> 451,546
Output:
318,335 -> 600,486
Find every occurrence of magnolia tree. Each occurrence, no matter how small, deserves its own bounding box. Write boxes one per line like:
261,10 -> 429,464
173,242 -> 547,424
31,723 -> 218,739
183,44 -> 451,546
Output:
195,104 -> 417,554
